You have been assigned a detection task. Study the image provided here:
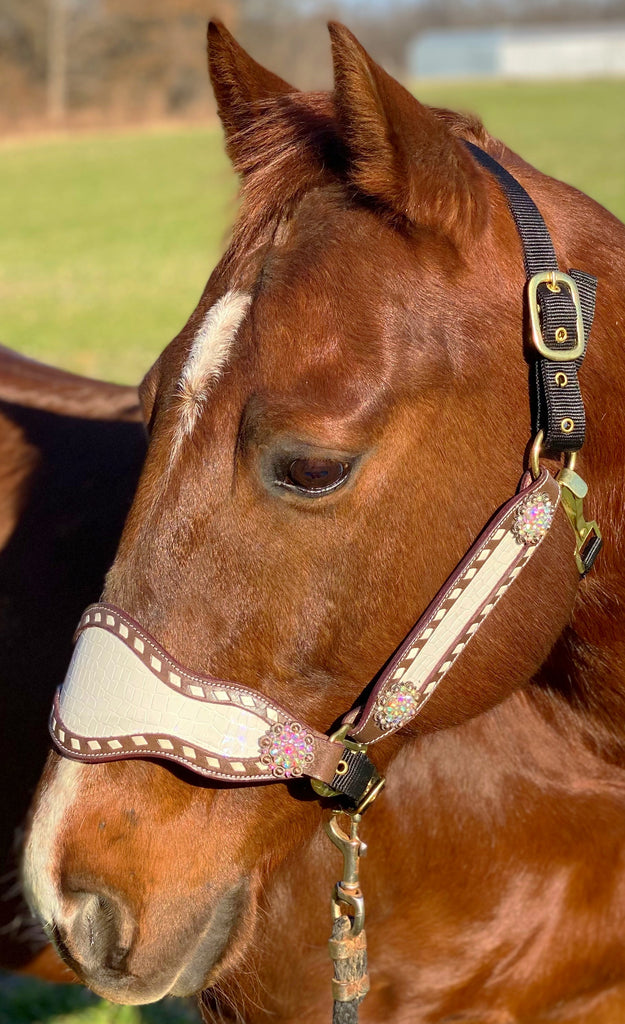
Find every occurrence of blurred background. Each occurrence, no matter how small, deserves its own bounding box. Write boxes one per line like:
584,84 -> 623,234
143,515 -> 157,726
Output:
2,0 -> 625,1020
1,0 -> 625,384
3,0 -> 625,123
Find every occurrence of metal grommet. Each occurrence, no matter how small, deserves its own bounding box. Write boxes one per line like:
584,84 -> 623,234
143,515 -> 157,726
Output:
555,372 -> 568,387
334,760 -> 349,777
555,327 -> 568,343
561,418 -> 575,434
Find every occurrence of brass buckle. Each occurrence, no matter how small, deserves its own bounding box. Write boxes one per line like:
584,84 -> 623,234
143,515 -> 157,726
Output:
528,271 -> 585,362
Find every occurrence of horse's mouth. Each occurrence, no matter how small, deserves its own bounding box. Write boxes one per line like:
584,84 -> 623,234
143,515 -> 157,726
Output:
169,880 -> 251,997
50,880 -> 250,1004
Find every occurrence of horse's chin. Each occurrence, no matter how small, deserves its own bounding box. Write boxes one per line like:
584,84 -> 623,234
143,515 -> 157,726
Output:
54,879 -> 250,1005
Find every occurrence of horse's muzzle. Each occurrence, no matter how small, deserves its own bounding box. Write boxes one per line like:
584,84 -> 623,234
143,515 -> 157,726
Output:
48,879 -> 249,1003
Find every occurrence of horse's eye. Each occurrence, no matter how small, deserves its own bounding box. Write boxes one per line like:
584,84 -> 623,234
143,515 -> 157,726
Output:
282,457 -> 350,494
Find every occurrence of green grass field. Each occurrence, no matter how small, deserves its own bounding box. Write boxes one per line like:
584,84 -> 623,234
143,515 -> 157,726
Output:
1,79 -> 625,385
1,77 -> 625,1022
0,126 -> 235,383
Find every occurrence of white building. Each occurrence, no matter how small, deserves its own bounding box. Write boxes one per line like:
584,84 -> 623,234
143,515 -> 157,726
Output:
408,24 -> 625,79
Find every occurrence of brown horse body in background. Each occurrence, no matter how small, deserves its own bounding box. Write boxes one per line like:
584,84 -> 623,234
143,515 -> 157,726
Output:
23,24 -> 625,1024
0,346 -> 145,979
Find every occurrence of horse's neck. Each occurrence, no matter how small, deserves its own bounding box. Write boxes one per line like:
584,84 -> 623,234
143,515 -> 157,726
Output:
208,692 -> 625,1024
528,171 -> 625,756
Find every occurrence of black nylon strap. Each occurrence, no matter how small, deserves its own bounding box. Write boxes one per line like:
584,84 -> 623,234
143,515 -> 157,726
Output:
464,141 -> 597,453
329,749 -> 377,808
532,269 -> 597,451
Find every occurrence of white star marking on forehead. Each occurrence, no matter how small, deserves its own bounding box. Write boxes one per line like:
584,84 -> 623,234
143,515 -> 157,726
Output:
173,289 -> 251,455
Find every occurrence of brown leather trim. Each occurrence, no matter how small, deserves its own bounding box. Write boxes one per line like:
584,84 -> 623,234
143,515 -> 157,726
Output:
349,470 -> 560,743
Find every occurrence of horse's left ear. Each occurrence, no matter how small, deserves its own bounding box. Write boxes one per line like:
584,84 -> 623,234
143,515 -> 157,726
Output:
329,23 -> 489,246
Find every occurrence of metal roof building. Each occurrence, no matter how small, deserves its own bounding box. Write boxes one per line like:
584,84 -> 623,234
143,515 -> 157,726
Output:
408,24 -> 625,79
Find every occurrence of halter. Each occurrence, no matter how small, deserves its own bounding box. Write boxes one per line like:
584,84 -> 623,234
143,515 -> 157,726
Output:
48,145 -> 603,1016
52,467 -> 560,801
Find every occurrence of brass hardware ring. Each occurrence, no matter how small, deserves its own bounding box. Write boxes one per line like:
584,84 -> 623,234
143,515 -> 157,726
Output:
530,430 -> 544,479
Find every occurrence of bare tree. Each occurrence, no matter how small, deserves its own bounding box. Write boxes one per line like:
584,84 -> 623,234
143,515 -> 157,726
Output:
3,0 -> 625,129
46,0 -> 67,121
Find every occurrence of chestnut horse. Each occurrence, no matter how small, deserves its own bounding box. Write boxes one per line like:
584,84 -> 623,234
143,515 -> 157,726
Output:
0,346 -> 145,979
23,22 -> 625,1024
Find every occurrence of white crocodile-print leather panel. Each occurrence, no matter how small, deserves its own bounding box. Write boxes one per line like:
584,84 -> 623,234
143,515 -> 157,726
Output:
59,629 -> 270,759
352,470 -> 561,740
399,530 -> 520,689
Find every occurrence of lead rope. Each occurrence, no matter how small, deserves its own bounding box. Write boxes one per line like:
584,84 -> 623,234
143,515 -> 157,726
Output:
330,915 -> 368,1024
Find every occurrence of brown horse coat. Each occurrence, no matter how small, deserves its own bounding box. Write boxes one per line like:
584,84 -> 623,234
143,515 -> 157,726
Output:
0,346 -> 146,978
22,24 -> 625,1024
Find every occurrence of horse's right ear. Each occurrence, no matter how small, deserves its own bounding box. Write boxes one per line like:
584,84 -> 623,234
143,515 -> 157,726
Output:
207,21 -> 295,147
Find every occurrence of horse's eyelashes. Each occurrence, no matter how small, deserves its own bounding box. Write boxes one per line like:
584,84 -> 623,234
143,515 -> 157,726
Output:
281,457 -> 351,496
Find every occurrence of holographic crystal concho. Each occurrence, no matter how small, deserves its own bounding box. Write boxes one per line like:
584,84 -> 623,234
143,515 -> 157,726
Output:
259,721 -> 315,778
374,680 -> 421,732
512,491 -> 554,546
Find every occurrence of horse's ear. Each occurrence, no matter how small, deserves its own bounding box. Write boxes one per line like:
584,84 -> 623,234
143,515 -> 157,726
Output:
328,23 -> 488,245
207,21 -> 295,143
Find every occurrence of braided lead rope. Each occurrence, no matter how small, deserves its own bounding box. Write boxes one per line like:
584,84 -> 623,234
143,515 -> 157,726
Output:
330,914 -> 369,1024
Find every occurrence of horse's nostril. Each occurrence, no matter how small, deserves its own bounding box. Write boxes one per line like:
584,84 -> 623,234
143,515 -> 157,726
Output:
106,943 -> 130,973
61,889 -> 134,975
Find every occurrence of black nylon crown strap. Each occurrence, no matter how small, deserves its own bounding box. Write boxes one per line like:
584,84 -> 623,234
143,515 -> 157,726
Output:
464,141 -> 597,453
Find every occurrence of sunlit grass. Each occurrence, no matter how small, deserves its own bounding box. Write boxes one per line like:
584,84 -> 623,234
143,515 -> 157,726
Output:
2,81 -> 625,385
1,81 -> 625,385
0,126 -> 235,383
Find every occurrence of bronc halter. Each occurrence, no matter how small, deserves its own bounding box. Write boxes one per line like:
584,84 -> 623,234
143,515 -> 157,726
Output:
50,146 -> 603,1020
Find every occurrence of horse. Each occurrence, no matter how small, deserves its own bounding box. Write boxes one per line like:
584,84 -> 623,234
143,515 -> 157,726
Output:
0,346 -> 146,980
22,21 -> 625,1023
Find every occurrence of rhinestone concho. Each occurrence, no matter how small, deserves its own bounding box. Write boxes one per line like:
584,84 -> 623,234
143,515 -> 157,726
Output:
259,722 -> 315,778
512,492 -> 554,545
374,680 -> 421,732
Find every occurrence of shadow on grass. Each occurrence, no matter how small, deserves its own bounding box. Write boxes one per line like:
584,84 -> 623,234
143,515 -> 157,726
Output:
0,973 -> 201,1024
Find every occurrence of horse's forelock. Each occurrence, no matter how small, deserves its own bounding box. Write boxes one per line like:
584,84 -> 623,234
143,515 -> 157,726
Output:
222,86 -> 493,274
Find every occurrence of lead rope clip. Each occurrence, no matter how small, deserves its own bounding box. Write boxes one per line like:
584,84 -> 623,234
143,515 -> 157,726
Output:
326,812 -> 370,1015
557,466 -> 602,576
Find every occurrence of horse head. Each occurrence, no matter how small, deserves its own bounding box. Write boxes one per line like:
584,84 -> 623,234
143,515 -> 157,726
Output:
24,23 -> 625,1017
